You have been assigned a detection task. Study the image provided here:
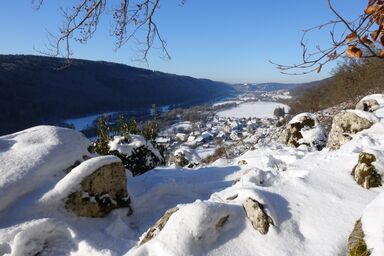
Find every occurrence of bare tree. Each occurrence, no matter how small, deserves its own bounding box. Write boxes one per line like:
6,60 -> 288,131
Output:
272,0 -> 384,75
32,0 -> 185,62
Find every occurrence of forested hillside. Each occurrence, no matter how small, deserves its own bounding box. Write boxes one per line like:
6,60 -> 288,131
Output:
0,55 -> 235,135
289,58 -> 384,114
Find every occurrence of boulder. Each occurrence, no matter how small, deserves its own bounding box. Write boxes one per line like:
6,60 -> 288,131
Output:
279,113 -> 327,150
327,111 -> 375,150
139,207 -> 179,245
243,198 -> 274,235
347,219 -> 370,256
65,159 -> 131,217
356,98 -> 380,112
352,152 -> 382,189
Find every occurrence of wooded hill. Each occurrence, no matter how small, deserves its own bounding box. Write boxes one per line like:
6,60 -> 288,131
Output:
0,55 -> 235,135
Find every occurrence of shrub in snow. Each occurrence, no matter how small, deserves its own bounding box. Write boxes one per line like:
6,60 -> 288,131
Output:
108,135 -> 165,176
92,115 -> 111,155
201,146 -> 228,165
41,156 -> 131,217
243,197 -> 274,235
171,147 -> 200,168
139,207 -> 179,245
327,110 -> 377,150
279,113 -> 327,151
352,152 -> 382,189
273,106 -> 286,118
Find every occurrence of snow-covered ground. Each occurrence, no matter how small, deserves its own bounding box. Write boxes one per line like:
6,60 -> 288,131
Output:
1,95 -> 384,255
217,101 -> 290,118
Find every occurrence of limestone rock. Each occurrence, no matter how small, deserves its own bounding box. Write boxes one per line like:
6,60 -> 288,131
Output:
347,219 -> 370,256
238,160 -> 248,165
139,207 -> 179,245
243,197 -> 274,235
356,98 -> 380,112
279,113 -> 327,150
327,111 -> 375,150
65,161 -> 131,217
352,152 -> 382,189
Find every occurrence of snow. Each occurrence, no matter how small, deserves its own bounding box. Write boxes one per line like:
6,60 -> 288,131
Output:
217,101 -> 290,118
362,190 -> 384,256
0,126 -> 91,212
1,95 -> 384,255
40,155 -> 121,204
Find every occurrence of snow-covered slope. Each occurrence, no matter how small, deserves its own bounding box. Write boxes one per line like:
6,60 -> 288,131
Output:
1,96 -> 384,255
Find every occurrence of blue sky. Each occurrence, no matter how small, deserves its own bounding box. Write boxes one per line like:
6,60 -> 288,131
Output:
0,0 -> 365,84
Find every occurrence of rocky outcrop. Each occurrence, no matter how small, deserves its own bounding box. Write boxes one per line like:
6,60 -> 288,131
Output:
347,219 -> 370,256
352,152 -> 382,189
139,207 -> 179,245
65,161 -> 131,217
327,111 -> 375,150
356,98 -> 380,112
279,113 -> 327,150
243,198 -> 274,235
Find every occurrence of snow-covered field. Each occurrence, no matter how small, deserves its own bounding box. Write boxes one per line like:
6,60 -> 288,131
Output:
217,101 -> 290,118
1,95 -> 384,255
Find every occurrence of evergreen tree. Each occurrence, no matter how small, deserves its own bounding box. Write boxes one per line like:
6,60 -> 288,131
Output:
94,115 -> 110,155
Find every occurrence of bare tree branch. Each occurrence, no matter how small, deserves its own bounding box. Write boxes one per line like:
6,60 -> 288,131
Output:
33,0 -> 185,63
272,0 -> 384,75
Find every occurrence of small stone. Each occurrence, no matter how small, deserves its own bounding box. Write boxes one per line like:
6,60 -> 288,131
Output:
238,160 -> 248,165
226,194 -> 238,201
216,215 -> 230,230
243,197 -> 274,235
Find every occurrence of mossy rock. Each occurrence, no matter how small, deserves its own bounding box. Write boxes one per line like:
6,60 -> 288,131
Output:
348,219 -> 371,256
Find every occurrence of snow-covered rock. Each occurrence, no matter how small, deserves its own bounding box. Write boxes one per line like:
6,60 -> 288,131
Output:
327,110 -> 377,150
41,156 -> 131,217
139,207 -> 179,245
279,113 -> 327,150
0,126 -> 91,213
356,94 -> 384,112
